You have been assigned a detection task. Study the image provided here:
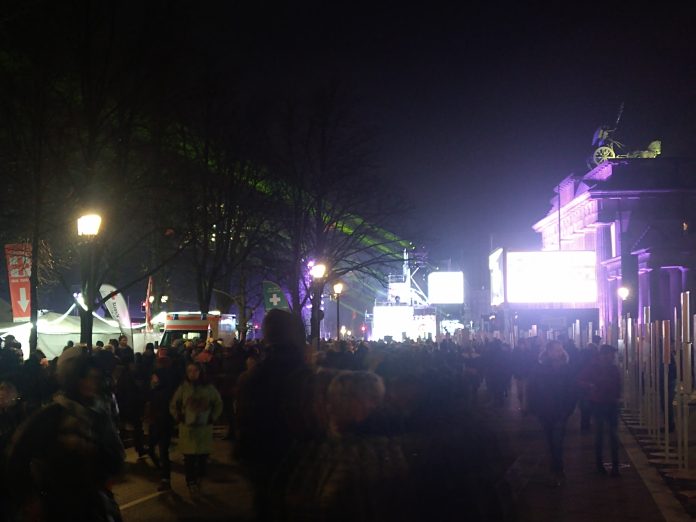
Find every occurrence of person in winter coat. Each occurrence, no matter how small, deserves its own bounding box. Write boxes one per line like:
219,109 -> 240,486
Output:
148,347 -> 180,491
170,362 -> 223,496
6,351 -> 125,521
116,358 -> 148,457
234,309 -> 309,521
578,344 -> 622,476
484,339 -> 512,407
0,381 -> 22,520
528,340 -> 577,485
576,342 -> 599,431
511,338 -> 537,414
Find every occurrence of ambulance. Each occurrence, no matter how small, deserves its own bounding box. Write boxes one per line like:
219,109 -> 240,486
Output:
159,311 -> 236,347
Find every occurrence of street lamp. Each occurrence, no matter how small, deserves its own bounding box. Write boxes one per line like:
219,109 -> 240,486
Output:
77,213 -> 101,347
333,282 -> 343,340
310,263 -> 327,280
77,214 -> 102,236
617,286 -> 631,347
617,286 -> 630,301
310,262 -> 327,340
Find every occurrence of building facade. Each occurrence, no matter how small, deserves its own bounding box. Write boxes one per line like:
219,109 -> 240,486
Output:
533,158 -> 696,341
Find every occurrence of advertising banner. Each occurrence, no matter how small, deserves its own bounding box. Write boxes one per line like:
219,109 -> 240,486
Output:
99,283 -> 131,334
4,244 -> 32,322
506,250 -> 597,305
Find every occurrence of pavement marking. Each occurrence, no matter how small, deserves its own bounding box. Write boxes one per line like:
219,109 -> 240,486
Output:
120,491 -> 166,511
619,421 -> 693,522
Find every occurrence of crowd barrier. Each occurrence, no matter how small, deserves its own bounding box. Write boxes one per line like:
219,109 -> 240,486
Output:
619,291 -> 694,473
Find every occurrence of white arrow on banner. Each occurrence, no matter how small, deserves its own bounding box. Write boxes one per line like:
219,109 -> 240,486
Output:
18,287 -> 29,312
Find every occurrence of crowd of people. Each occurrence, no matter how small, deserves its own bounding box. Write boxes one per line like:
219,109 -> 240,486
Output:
0,313 -> 623,521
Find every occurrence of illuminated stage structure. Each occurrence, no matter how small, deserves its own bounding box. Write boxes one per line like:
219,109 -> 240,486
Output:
531,157 -> 696,342
371,251 -> 464,341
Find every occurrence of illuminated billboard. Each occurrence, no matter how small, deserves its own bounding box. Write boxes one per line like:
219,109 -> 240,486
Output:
489,248 -> 505,306
506,251 -> 597,305
427,271 -> 464,304
372,305 -> 414,341
371,305 -> 437,341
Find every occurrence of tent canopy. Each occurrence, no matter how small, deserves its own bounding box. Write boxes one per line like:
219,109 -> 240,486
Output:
0,309 -> 123,360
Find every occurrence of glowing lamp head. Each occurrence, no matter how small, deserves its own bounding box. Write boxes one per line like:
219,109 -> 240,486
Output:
77,214 -> 102,236
617,286 -> 630,301
310,263 -> 327,279
333,282 -> 344,295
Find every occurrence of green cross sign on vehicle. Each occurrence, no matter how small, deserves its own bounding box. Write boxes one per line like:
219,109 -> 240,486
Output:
263,281 -> 290,311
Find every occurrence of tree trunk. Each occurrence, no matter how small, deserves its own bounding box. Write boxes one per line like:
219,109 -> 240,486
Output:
310,280 -> 323,340
79,305 -> 93,347
290,253 -> 302,315
236,271 -> 248,344
29,216 -> 40,357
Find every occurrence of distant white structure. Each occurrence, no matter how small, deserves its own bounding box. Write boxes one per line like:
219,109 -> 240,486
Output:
372,250 -> 437,341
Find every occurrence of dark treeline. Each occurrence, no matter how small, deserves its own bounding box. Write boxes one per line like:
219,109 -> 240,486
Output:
0,1 -> 413,349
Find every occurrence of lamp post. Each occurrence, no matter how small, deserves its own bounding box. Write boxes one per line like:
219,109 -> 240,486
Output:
617,286 -> 630,301
333,282 -> 343,340
617,286 -> 630,349
309,263 -> 327,340
77,214 -> 101,347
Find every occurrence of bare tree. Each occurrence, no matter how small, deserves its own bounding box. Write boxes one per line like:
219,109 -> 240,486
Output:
265,83 -> 412,339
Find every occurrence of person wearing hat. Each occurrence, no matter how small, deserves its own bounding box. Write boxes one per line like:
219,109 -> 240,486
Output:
578,344 -> 621,476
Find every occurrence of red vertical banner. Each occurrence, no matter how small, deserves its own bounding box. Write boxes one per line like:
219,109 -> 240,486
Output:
145,275 -> 153,332
4,244 -> 32,322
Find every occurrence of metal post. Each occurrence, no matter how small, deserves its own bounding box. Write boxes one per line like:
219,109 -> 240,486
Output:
675,306 -> 685,468
653,320 -> 661,446
627,316 -> 636,413
588,322 -> 593,344
336,293 -> 340,341
683,292 -> 692,468
684,291 -> 692,393
663,320 -> 671,461
643,307 -> 651,434
636,323 -> 648,427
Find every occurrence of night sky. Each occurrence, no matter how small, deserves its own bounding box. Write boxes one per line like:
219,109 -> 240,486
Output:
227,3 -> 696,283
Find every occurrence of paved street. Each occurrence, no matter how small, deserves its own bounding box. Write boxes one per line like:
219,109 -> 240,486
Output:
485,384 -> 690,522
113,392 -> 695,522
115,430 -> 254,522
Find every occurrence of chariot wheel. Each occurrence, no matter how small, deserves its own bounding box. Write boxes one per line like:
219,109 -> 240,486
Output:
592,146 -> 615,165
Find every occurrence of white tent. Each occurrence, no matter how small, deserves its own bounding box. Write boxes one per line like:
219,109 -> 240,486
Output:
0,306 -> 124,360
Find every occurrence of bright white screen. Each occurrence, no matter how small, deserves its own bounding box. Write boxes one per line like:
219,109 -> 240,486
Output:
372,305 -> 414,341
489,248 -> 505,306
428,272 -> 464,304
506,251 -> 597,304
